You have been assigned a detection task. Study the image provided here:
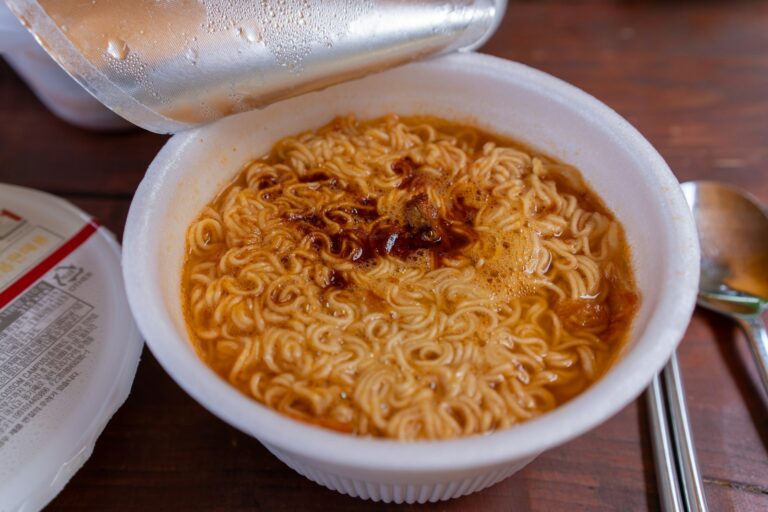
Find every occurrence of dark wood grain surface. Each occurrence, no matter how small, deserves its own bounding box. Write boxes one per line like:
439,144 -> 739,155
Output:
1,1 -> 767,510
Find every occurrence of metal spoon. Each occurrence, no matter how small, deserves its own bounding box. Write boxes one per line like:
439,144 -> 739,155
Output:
681,180 -> 768,395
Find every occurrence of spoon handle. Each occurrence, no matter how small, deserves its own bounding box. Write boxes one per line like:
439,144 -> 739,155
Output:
738,315 -> 768,397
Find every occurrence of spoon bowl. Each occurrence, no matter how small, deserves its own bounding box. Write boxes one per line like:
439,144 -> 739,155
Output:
682,180 -> 768,394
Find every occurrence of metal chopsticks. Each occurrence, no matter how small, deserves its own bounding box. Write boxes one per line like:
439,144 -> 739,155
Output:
646,353 -> 709,512
647,371 -> 685,511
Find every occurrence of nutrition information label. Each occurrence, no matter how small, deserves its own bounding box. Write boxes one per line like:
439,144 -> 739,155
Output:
0,276 -> 98,448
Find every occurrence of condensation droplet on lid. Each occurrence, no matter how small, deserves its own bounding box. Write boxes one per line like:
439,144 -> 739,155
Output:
106,38 -> 129,60
199,0 -> 373,70
185,47 -> 199,64
243,25 -> 261,43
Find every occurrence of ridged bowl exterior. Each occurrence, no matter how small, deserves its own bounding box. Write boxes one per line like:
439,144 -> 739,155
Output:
266,444 -> 537,504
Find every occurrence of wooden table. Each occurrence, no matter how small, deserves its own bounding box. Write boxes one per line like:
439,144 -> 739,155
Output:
2,1 -> 767,510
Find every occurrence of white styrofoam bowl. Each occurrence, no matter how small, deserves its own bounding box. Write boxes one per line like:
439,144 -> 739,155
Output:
122,52 -> 699,504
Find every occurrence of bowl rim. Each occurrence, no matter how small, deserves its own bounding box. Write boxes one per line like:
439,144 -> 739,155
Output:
123,51 -> 700,472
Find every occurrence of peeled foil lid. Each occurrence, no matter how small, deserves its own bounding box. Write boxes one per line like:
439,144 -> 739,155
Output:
3,0 -> 506,133
0,184 -> 142,512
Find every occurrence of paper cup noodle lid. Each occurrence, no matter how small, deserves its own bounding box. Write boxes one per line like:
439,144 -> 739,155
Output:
0,184 -> 142,511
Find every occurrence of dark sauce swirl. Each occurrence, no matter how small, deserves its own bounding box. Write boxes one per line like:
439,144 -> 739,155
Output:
280,158 -> 479,285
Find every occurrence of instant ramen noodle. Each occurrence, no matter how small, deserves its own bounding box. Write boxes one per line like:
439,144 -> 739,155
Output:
183,115 -> 639,440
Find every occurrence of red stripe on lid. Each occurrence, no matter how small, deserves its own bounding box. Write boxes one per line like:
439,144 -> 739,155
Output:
0,220 -> 100,309
1,209 -> 22,221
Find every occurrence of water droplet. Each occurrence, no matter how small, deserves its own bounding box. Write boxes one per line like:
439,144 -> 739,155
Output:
185,47 -> 199,64
106,38 -> 129,60
243,25 -> 261,43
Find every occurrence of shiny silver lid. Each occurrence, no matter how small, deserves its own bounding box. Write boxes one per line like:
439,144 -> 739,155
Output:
6,0 -> 506,133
